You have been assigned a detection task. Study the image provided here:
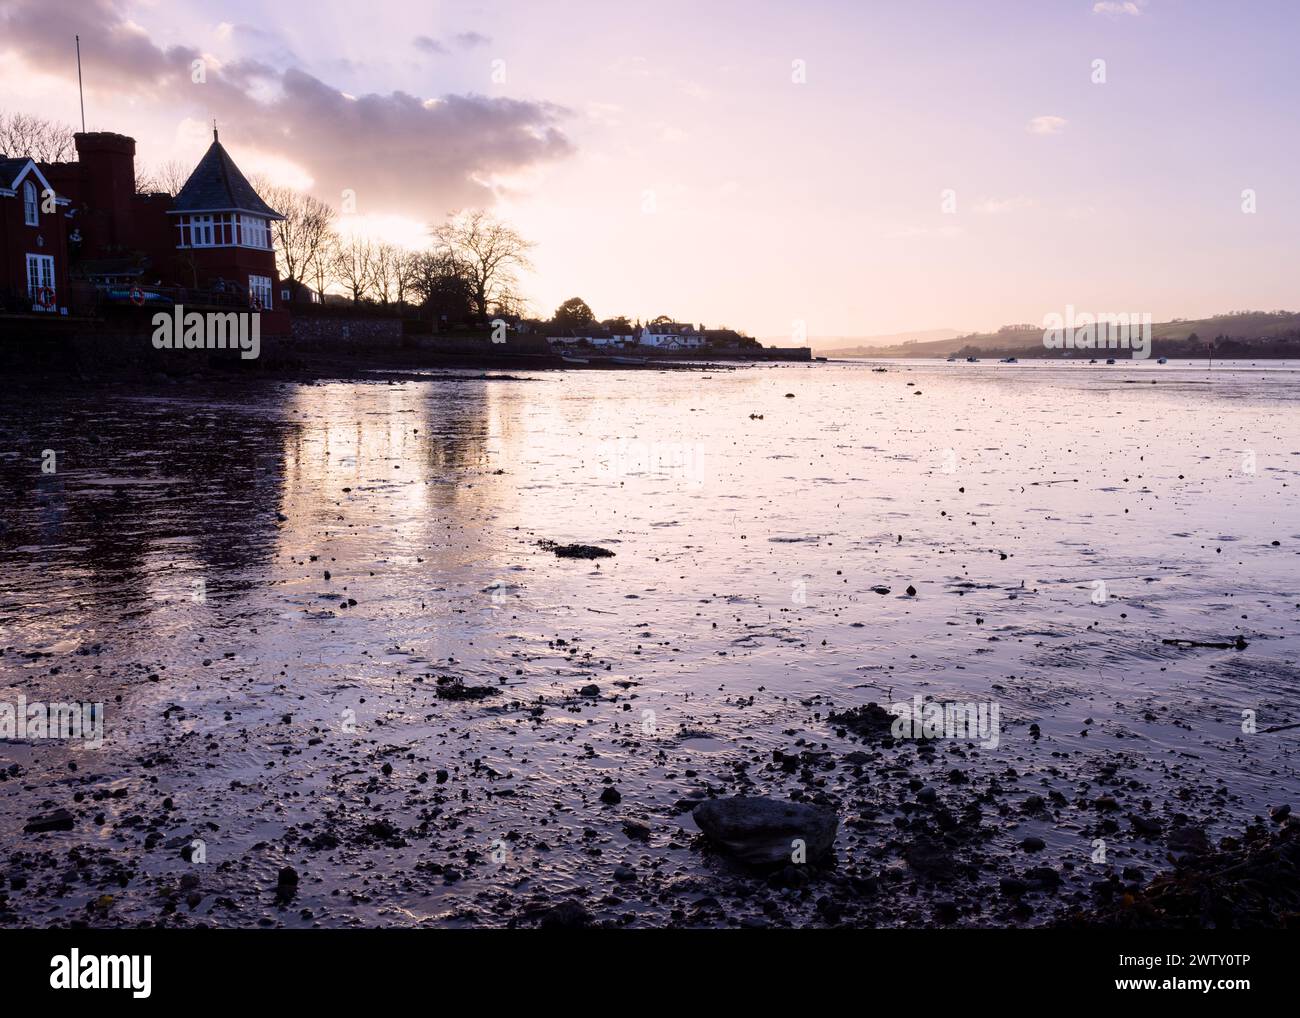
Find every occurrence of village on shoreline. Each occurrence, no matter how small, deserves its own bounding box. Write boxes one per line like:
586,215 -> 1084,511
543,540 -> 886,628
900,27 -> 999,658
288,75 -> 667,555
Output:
0,114 -> 810,374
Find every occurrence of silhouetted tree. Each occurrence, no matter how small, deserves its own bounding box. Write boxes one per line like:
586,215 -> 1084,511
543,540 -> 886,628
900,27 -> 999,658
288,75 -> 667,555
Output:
553,297 -> 595,328
431,210 -> 533,321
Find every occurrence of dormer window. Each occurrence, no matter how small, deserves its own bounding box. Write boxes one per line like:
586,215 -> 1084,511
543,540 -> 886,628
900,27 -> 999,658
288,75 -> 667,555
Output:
22,180 -> 38,226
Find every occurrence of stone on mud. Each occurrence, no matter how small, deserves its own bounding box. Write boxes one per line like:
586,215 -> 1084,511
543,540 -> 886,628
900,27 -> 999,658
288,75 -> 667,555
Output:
692,796 -> 837,867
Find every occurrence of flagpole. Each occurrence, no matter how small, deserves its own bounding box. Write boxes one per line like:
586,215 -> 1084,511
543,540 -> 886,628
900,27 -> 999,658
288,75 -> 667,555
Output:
76,35 -> 86,132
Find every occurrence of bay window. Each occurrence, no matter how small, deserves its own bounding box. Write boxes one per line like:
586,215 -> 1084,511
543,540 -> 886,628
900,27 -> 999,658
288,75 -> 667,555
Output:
176,212 -> 270,248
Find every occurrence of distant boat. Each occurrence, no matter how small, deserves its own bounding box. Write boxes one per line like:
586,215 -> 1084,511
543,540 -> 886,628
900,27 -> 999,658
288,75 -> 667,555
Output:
965,356 -> 980,363
1156,357 -> 1168,364
1088,358 -> 1098,364
561,355 -> 589,365
1106,358 -> 1117,365
610,356 -> 647,366
1000,357 -> 1018,363
871,366 -> 887,372
946,357 -> 957,363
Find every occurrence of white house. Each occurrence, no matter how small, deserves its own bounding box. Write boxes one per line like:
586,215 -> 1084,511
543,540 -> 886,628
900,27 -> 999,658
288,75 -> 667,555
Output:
639,322 -> 705,349
546,332 -> 634,348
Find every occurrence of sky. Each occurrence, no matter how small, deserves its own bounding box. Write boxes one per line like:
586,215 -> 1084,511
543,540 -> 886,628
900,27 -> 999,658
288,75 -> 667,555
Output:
1,0 -> 1297,338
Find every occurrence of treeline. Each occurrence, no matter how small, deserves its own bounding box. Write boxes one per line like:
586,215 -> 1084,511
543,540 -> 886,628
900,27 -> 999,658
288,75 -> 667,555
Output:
248,187 -> 531,326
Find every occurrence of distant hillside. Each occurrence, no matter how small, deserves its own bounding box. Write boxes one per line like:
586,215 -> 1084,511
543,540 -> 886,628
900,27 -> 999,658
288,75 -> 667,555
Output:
806,329 -> 962,357
820,311 -> 1300,359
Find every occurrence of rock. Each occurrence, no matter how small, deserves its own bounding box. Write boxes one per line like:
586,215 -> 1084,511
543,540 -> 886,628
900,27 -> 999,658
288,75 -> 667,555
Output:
827,702 -> 897,740
1130,814 -> 1163,836
1269,804 -> 1291,823
622,820 -> 651,841
538,901 -> 592,929
24,809 -> 74,834
1024,866 -> 1062,890
435,676 -> 497,701
277,866 -> 299,889
916,786 -> 938,804
538,540 -> 614,559
579,684 -> 600,697
613,864 -> 636,882
1021,836 -> 1046,852
1167,825 -> 1210,855
692,796 -> 838,867
599,786 -> 622,805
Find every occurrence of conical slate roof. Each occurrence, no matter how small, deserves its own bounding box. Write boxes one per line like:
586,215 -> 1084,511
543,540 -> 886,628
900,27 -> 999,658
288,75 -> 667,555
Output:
169,130 -> 283,219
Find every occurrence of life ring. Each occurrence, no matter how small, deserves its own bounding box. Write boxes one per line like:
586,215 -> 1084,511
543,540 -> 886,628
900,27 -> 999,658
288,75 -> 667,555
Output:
36,286 -> 56,309
129,286 -> 145,307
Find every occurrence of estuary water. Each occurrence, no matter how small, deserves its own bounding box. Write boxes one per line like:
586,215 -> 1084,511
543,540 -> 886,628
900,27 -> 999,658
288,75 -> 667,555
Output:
1,358 -> 1297,926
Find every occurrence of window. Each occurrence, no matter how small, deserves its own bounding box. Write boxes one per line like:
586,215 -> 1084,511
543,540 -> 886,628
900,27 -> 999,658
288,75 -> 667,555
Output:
23,180 -> 38,226
248,274 -> 272,310
176,213 -> 237,247
26,253 -> 55,306
239,215 -> 269,250
173,213 -> 270,249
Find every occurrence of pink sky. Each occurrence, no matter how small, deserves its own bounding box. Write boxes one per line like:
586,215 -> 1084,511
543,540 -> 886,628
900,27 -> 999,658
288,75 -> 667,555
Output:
2,0 -> 1296,338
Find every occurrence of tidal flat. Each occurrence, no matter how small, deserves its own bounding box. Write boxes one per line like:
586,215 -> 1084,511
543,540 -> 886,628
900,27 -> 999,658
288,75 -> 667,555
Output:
1,360 -> 1297,927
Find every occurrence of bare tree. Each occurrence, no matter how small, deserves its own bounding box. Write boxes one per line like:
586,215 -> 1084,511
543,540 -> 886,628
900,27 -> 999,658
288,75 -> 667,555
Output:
0,112 -> 76,162
254,182 -> 337,300
394,248 -> 421,307
371,242 -> 397,305
311,231 -> 338,302
332,236 -> 377,304
431,210 -> 533,320
136,160 -> 191,196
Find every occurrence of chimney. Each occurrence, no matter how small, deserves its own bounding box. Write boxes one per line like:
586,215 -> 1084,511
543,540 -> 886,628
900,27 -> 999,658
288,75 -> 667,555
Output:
74,132 -> 137,253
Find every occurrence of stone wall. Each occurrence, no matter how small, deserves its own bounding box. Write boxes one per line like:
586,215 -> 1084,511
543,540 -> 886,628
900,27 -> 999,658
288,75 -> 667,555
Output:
289,316 -> 403,347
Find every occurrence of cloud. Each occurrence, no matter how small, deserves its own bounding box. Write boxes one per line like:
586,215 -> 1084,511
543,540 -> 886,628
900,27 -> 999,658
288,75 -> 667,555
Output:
414,31 -> 492,56
1027,115 -> 1067,135
0,0 -> 571,217
1092,2 -> 1142,15
413,35 -> 449,55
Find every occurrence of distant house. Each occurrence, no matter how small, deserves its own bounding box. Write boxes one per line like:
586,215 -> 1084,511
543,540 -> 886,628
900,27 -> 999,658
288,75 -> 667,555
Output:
639,322 -> 704,349
0,156 -> 72,313
545,327 -> 635,348
168,128 -> 283,310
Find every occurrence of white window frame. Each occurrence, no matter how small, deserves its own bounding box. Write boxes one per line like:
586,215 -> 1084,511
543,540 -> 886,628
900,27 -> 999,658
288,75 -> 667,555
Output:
23,180 -> 38,226
26,253 -> 55,303
176,212 -> 267,249
248,274 -> 272,310
239,214 -> 269,250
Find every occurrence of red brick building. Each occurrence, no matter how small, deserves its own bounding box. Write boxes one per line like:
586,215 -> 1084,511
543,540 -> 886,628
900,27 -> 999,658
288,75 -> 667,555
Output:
11,127 -> 287,329
0,157 -> 73,314
165,127 -> 284,310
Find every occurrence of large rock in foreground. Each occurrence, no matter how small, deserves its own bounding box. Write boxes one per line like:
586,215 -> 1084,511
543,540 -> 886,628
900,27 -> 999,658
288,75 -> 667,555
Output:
693,796 -> 838,867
